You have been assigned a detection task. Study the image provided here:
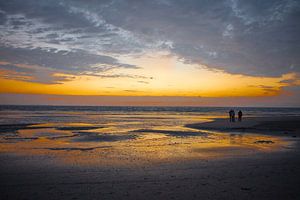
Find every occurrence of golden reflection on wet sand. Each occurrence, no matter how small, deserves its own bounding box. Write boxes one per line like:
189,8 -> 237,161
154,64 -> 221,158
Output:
0,118 -> 290,167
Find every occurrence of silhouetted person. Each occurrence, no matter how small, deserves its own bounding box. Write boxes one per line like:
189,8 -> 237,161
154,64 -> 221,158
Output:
232,110 -> 235,122
229,109 -> 234,122
238,110 -> 243,122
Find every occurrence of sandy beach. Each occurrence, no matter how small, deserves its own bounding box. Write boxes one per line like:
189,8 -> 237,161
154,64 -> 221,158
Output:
0,114 -> 300,200
1,0 -> 299,199
186,116 -> 300,135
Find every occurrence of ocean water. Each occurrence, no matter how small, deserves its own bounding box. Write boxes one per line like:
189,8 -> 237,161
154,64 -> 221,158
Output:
1,105 -> 300,125
0,105 -> 297,166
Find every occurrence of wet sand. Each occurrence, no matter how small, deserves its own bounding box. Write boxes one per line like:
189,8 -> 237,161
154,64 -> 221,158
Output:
186,116 -> 300,135
0,117 -> 300,200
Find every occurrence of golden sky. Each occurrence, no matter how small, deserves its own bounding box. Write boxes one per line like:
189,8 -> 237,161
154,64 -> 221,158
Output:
0,53 -> 297,99
0,0 -> 300,106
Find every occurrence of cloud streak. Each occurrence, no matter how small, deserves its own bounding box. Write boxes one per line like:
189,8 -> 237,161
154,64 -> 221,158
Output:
0,0 -> 299,83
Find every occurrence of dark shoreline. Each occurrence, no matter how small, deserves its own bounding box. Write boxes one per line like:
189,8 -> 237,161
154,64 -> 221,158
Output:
1,143 -> 300,200
1,116 -> 300,199
186,116 -> 300,136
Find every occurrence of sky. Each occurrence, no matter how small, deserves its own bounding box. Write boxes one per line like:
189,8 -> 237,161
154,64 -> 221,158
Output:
0,0 -> 299,106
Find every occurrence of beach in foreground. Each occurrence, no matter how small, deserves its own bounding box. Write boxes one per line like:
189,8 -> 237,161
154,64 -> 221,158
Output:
0,107 -> 300,200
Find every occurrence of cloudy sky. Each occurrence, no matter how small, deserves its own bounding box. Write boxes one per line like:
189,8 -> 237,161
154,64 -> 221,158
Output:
0,0 -> 299,106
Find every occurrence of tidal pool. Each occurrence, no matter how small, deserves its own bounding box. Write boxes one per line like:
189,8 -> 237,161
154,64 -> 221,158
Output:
0,111 -> 290,167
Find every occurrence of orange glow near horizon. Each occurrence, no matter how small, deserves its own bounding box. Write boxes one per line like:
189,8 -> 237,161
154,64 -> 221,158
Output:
0,53 -> 298,98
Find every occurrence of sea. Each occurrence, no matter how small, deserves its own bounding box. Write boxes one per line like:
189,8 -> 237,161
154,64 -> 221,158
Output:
0,105 -> 299,165
0,105 -> 300,125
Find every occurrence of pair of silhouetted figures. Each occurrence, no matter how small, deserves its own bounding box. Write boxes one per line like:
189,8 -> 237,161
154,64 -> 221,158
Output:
229,109 -> 243,122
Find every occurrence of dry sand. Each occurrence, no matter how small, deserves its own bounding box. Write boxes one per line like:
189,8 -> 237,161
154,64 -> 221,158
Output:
1,116 -> 300,200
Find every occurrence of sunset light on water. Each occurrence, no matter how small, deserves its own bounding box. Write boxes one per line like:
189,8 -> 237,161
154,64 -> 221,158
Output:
0,0 -> 300,199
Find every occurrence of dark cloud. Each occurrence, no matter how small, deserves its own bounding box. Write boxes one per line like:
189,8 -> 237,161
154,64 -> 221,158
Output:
123,90 -> 140,93
279,73 -> 300,85
0,62 -> 75,84
99,0 -> 300,76
138,81 -> 149,84
0,64 -> 34,73
86,74 -> 150,79
0,46 -> 138,74
0,0 -> 299,77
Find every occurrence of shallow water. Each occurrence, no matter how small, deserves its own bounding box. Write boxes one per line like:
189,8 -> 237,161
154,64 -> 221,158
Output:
0,106 -> 292,167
